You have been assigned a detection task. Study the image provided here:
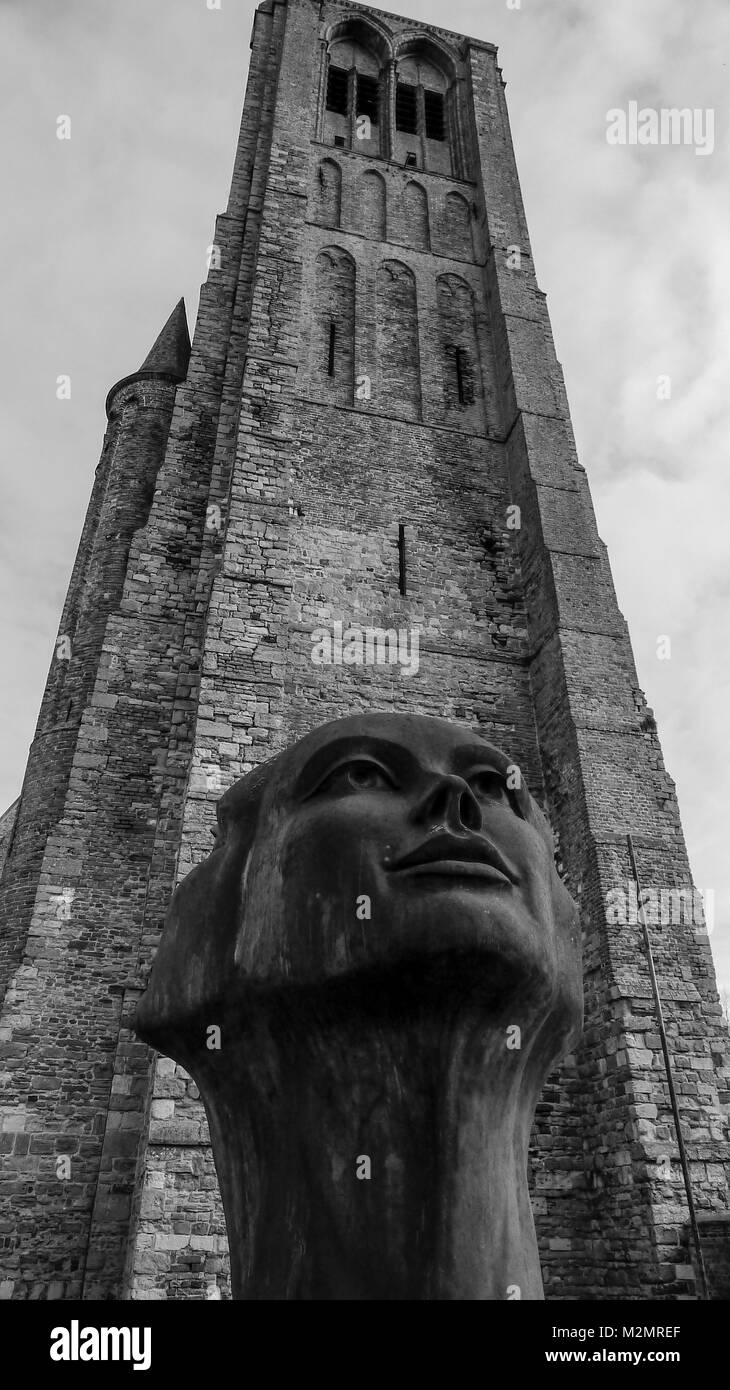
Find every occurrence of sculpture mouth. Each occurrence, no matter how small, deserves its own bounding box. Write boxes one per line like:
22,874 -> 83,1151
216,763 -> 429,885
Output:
387,833 -> 517,885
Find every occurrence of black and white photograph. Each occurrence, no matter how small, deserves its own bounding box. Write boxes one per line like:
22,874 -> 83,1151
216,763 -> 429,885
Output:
0,0 -> 728,1366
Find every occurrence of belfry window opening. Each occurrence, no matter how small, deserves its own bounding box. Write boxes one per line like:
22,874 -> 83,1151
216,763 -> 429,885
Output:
356,74 -> 379,125
326,65 -> 349,116
395,82 -> 418,134
321,29 -> 458,173
424,90 -> 445,141
392,46 -> 455,175
325,59 -> 381,147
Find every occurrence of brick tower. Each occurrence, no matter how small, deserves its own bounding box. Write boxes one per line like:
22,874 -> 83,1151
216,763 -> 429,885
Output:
1,0 -> 728,1302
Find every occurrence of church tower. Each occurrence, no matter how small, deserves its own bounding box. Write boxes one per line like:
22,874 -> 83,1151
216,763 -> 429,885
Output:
1,0 -> 728,1301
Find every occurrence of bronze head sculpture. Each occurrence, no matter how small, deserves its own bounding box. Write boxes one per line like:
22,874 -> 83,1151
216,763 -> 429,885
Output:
136,713 -> 583,1300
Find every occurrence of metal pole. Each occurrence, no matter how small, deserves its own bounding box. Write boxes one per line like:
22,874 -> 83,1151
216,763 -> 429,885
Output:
626,834 -> 709,1299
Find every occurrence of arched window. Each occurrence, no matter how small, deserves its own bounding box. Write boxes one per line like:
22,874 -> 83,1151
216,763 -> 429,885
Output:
392,38 -> 458,176
376,260 -> 421,421
442,191 -> 473,260
357,169 -> 387,241
310,247 -> 356,405
313,159 -> 342,230
436,273 -> 484,430
403,182 -> 429,250
322,20 -> 389,158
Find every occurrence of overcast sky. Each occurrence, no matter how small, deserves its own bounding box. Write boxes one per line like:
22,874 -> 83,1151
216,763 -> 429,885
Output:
1,0 -> 728,994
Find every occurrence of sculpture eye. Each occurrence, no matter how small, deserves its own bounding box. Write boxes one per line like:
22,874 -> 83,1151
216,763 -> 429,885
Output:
317,758 -> 395,795
470,770 -> 510,804
345,759 -> 391,790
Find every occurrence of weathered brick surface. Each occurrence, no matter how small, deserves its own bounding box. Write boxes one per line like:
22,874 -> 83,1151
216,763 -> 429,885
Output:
0,803 -> 18,879
1,0 -> 727,1302
697,1217 -> 730,1299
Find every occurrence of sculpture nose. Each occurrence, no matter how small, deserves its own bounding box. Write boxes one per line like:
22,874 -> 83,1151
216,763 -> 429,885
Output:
412,773 -> 482,833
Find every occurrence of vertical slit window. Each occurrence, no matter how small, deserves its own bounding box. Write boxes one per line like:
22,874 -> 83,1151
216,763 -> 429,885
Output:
326,66 -> 349,115
398,524 -> 407,595
424,90 -> 445,141
356,74 -> 379,125
395,82 -> 418,133
455,347 -> 466,404
327,323 -> 337,376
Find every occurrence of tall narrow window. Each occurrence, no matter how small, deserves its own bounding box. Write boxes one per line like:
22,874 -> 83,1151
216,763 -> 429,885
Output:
327,323 -> 337,376
395,82 -> 418,133
326,65 -> 349,115
398,524 -> 407,596
455,347 -> 466,404
424,90 -> 445,141
447,344 -> 472,405
356,74 -> 379,124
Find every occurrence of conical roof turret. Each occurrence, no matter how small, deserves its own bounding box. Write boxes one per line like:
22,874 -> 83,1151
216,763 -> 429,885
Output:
106,298 -> 190,416
138,298 -> 191,379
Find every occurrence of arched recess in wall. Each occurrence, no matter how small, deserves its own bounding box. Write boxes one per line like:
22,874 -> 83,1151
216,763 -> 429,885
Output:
442,191 -> 473,261
392,34 -> 464,177
313,158 -> 342,229
436,272 -> 485,431
321,17 -> 392,158
376,260 -> 421,421
356,169 -> 387,241
310,246 -> 356,405
403,181 -> 429,250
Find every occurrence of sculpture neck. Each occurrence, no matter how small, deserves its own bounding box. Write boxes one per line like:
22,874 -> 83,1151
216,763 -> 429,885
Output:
204,985 -> 549,1301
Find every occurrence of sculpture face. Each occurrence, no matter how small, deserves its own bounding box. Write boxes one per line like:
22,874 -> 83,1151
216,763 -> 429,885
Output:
139,713 -> 581,1040
244,716 -> 575,1003
135,713 -> 583,1302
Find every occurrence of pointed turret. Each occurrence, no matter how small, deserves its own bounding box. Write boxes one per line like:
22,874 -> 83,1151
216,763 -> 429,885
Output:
106,298 -> 190,415
139,298 -> 191,379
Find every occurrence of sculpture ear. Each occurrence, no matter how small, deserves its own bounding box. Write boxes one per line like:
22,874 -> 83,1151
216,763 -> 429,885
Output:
135,849 -> 249,1055
135,760 -> 277,1053
135,864 -> 214,1050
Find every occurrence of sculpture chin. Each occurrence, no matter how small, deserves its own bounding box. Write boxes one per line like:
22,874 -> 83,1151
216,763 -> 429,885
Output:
233,871 -> 580,1043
